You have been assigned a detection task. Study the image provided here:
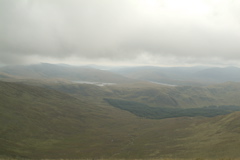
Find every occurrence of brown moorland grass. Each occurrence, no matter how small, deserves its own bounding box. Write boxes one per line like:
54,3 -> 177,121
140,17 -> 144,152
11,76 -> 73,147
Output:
2,81 -> 240,159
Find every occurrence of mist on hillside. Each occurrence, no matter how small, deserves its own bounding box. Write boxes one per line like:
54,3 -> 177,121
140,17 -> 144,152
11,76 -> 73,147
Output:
1,0 -> 240,159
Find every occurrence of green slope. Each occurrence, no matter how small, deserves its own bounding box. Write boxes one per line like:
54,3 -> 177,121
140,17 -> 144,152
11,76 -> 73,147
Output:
105,98 -> 240,119
41,81 -> 240,108
4,79 -> 240,111
2,64 -> 240,109
113,112 -> 240,159
0,81 -> 151,158
2,81 -> 240,159
0,81 -> 90,157
108,82 -> 240,108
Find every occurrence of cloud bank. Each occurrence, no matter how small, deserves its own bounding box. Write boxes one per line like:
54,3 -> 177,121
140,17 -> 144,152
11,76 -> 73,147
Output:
1,0 -> 240,66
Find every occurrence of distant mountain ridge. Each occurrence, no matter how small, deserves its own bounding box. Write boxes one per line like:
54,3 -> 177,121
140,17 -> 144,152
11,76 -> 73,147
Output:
0,63 -> 136,83
2,64 -> 240,85
111,66 -> 240,85
194,66 -> 240,82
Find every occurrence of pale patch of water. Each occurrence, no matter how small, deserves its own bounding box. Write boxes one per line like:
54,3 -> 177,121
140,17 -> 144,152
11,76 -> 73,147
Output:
149,81 -> 176,87
73,81 -> 115,86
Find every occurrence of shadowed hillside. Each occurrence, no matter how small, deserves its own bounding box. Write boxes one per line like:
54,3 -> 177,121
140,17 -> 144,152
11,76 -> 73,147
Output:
3,75 -> 240,109
40,81 -> 240,108
105,98 -> 240,119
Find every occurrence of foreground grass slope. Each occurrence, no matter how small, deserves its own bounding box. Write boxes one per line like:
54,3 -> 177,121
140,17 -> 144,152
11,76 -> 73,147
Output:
0,81 -> 152,158
0,81 -> 90,157
2,81 -> 240,159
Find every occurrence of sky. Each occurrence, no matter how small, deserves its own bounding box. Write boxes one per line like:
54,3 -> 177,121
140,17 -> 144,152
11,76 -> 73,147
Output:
1,0 -> 240,67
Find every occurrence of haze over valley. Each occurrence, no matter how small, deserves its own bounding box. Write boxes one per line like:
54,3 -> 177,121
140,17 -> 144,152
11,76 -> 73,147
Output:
1,63 -> 240,159
1,0 -> 240,159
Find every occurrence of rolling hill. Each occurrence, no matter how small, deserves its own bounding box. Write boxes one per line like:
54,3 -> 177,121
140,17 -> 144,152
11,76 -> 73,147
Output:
0,81 -> 89,157
111,66 -> 240,85
0,63 -> 136,83
38,81 -> 240,109
3,72 -> 240,109
194,66 -> 240,82
2,81 -> 240,159
2,64 -> 240,159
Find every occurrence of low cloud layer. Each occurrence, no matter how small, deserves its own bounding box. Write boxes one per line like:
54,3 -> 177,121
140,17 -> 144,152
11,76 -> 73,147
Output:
1,0 -> 240,66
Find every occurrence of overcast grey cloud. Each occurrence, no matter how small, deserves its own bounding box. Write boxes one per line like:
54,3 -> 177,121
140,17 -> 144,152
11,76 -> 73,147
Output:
1,0 -> 240,66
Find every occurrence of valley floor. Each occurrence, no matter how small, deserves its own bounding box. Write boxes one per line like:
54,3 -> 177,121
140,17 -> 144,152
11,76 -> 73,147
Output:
2,81 -> 240,159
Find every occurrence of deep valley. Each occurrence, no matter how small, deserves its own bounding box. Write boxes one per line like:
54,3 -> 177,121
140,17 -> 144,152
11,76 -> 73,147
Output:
1,64 -> 240,159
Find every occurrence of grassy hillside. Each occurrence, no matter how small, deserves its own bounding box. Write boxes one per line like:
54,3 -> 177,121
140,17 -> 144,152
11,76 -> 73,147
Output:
2,81 -> 240,159
116,111 -> 240,159
112,82 -> 240,108
0,81 -> 154,158
0,81 -> 90,157
19,80 -> 240,109
105,98 -> 240,119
